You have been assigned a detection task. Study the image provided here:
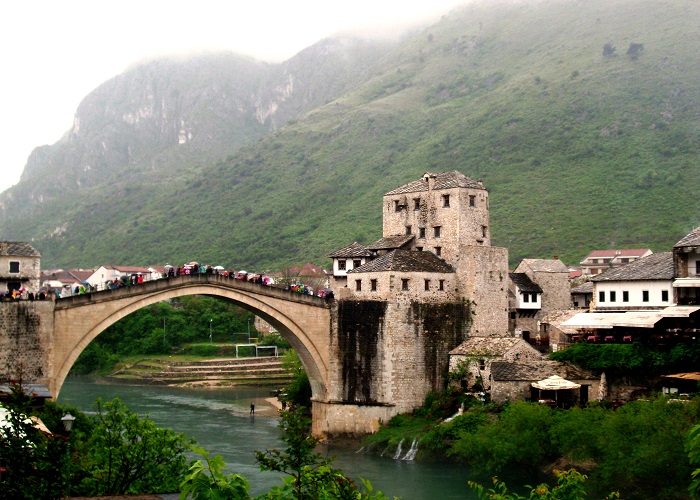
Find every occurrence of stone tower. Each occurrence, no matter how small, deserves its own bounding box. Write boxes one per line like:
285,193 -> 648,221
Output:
381,171 -> 509,335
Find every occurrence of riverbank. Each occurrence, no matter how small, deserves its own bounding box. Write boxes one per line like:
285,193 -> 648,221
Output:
104,355 -> 292,388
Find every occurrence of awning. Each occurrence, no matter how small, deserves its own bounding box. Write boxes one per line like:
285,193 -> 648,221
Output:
660,305 -> 700,317
532,375 -> 581,390
561,311 -> 666,329
673,278 -> 700,288
561,313 -> 617,329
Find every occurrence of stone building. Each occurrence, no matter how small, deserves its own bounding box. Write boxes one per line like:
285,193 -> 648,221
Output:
328,171 -> 509,335
324,171 -> 509,418
448,336 -> 543,390
489,360 -> 599,405
0,242 -> 41,295
508,258 -> 570,346
673,226 -> 700,305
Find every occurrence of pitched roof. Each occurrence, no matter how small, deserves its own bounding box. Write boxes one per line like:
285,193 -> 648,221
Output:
582,248 -> 651,259
384,171 -> 484,196
367,234 -> 415,251
348,249 -> 454,274
491,361 -> 597,382
519,258 -> 568,273
509,273 -> 543,293
327,242 -> 372,258
590,251 -> 673,282
0,242 -> 41,257
104,265 -> 153,273
571,281 -> 593,294
674,227 -> 700,248
449,336 -> 529,356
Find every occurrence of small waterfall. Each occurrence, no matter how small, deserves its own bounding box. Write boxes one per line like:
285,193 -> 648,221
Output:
402,438 -> 419,460
392,439 -> 405,460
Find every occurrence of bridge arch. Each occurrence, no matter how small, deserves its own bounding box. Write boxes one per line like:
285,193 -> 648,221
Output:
52,275 -> 332,403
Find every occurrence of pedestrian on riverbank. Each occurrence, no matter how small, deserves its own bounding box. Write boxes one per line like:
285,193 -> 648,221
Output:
250,403 -> 255,415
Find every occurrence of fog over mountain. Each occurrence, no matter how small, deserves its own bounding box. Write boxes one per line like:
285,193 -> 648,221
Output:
1,0 -> 698,271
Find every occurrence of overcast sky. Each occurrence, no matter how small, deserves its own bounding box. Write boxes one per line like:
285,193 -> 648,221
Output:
0,0 -> 468,194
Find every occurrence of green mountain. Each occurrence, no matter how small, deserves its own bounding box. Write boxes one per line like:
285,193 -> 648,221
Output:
1,0 -> 698,271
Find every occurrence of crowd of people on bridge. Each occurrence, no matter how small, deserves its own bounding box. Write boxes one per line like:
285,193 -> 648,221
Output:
3,260 -> 334,302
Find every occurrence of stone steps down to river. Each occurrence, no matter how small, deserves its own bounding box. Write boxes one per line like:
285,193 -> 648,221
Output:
108,356 -> 292,386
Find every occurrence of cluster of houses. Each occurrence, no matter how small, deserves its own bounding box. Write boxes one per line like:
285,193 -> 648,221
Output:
2,170 -> 698,405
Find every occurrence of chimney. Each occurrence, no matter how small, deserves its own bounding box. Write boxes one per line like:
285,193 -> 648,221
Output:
423,172 -> 436,191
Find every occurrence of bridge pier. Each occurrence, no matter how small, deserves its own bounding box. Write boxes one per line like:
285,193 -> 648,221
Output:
311,400 -> 397,438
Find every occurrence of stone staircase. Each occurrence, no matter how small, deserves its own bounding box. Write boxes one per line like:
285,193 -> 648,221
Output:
108,356 -> 292,386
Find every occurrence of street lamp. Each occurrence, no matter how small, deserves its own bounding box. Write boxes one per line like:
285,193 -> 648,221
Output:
209,319 -> 213,344
247,318 -> 251,344
61,413 -> 75,497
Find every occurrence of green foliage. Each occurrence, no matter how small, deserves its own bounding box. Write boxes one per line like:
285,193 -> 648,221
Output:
180,446 -> 250,500
281,350 -> 312,408
469,469 -> 618,500
0,387 -> 68,499
450,401 -> 555,475
688,424 -> 700,498
74,397 -> 192,496
550,342 -> 700,374
255,408 -> 393,500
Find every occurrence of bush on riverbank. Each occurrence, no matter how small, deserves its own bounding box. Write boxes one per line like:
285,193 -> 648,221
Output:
362,389 -> 700,498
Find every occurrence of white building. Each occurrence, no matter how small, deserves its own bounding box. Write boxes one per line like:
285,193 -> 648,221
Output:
580,248 -> 653,276
589,252 -> 674,310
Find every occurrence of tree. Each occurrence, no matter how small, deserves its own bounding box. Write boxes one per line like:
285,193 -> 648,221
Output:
281,350 -> 312,408
0,387 -> 67,500
686,424 -> 700,498
254,408 -> 392,499
627,43 -> 644,60
602,43 -> 616,57
76,398 -> 193,496
179,446 -> 251,500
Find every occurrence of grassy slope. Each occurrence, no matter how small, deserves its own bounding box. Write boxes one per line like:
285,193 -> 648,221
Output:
6,0 -> 700,270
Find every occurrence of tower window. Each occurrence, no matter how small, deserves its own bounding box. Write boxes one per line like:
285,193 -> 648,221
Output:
439,279 -> 445,291
9,261 -> 20,273
401,279 -> 409,291
406,226 -> 412,235
482,226 -> 487,238
469,195 -> 476,207
442,194 -> 450,207
355,280 -> 362,291
424,279 -> 430,291
419,227 -> 426,239
435,246 -> 441,257
434,226 -> 441,238
414,198 -> 421,210
371,279 -> 377,291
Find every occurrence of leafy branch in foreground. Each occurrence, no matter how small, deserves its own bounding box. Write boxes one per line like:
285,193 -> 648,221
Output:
469,469 -> 619,500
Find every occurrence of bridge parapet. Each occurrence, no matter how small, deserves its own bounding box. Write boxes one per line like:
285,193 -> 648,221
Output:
55,274 -> 329,310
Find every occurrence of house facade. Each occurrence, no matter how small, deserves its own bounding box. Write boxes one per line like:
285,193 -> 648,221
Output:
508,258 -> 570,345
673,226 -> 700,306
580,248 -> 653,276
0,242 -> 41,294
448,336 -> 543,390
590,252 -> 674,311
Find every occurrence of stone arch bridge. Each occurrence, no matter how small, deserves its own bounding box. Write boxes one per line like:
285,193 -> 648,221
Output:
0,274 -> 470,437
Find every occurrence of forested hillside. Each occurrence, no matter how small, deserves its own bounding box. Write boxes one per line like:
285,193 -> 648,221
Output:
1,0 -> 698,270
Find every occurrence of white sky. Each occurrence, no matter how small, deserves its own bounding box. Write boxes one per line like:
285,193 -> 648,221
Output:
0,0 -> 467,194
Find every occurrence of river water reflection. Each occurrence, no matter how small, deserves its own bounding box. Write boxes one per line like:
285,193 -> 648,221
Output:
59,380 -> 488,499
